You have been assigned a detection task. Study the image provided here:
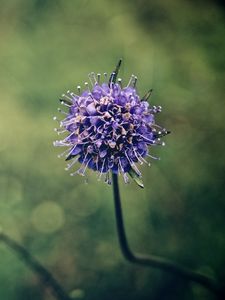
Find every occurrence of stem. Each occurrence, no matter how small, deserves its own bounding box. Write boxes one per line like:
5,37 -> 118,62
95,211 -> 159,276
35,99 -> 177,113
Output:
0,232 -> 71,300
112,173 -> 224,298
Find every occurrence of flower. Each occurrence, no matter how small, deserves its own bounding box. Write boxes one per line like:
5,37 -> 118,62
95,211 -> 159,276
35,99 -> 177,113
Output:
53,59 -> 169,187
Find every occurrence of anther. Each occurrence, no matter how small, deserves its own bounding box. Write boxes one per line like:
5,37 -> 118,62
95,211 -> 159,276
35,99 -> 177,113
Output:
97,73 -> 101,84
127,75 -> 135,87
88,73 -> 97,86
77,86 -> 81,94
84,82 -> 90,91
117,78 -> 122,87
133,76 -> 138,87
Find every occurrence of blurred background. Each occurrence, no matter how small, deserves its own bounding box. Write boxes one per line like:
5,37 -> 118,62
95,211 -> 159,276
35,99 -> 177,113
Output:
0,0 -> 224,299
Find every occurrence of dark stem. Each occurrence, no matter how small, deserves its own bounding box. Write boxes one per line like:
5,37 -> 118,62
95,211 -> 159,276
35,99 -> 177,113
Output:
0,232 -> 71,300
112,173 -> 224,298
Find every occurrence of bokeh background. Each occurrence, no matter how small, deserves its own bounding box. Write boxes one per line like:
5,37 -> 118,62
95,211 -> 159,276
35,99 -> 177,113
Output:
0,0 -> 224,299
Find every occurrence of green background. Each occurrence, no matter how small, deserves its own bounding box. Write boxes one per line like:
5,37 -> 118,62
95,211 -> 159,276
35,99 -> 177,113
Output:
0,0 -> 224,299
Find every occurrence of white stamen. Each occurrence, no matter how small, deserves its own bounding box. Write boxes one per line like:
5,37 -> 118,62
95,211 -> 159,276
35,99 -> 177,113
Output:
59,131 -> 76,143
132,148 -> 143,165
125,151 -> 141,176
62,93 -> 73,101
65,157 -> 79,170
84,82 -> 90,92
57,108 -> 68,115
88,73 -> 97,86
97,73 -> 101,84
133,76 -> 137,87
57,148 -> 71,158
104,171 -> 111,185
78,157 -> 91,176
138,134 -> 155,144
60,118 -> 76,127
60,100 -> 71,107
71,153 -> 88,176
118,159 -> 130,184
141,156 -> 151,166
53,116 -> 59,121
98,158 -> 106,181
127,75 -> 135,87
117,78 -> 122,87
77,86 -> 81,94
53,140 -> 72,147
146,153 -> 160,160
123,173 -> 129,184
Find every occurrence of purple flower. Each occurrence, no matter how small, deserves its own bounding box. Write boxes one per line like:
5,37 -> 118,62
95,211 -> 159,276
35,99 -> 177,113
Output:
53,60 -> 169,187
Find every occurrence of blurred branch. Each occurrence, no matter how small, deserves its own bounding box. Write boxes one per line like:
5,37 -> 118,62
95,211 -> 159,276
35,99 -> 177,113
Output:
112,173 -> 224,299
0,232 -> 71,300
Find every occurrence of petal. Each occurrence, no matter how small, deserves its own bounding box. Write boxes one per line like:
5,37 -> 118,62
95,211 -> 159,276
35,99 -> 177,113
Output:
99,149 -> 107,158
86,102 -> 97,115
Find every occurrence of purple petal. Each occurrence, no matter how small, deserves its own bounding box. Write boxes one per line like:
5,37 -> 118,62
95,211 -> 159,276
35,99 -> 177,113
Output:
86,102 -> 96,115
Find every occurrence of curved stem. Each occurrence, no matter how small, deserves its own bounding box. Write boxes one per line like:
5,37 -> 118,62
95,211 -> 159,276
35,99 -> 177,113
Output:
0,232 -> 71,300
112,173 -> 224,298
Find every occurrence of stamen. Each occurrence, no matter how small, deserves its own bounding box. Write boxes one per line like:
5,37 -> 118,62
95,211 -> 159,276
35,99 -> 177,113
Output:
133,76 -> 138,87
88,73 -> 94,86
53,116 -> 59,121
53,140 -> 72,147
109,72 -> 115,87
123,173 -> 129,184
152,123 -> 163,130
104,171 -> 112,185
98,158 -> 106,181
69,92 -> 78,100
60,117 -> 77,127
84,82 -> 90,92
60,98 -> 71,107
117,78 -> 122,87
71,153 -> 88,176
65,157 -> 79,170
57,148 -> 71,159
125,151 -> 141,176
95,156 -> 99,172
62,93 -> 73,101
97,73 -> 101,84
138,134 -> 155,144
77,86 -> 81,94
118,159 -> 129,184
54,128 -> 67,135
88,72 -> 97,86
140,156 -> 151,166
132,148 -> 143,165
153,138 -> 166,146
147,153 -> 160,160
155,129 -> 171,138
127,75 -> 135,87
79,158 -> 91,176
59,98 -> 72,106
57,108 -> 68,115
62,131 -> 76,142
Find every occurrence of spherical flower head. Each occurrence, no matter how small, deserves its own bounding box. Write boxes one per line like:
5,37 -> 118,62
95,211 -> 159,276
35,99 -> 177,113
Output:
53,60 -> 170,187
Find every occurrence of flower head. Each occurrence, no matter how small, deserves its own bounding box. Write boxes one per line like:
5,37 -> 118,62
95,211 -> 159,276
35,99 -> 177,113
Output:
53,60 -> 169,187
